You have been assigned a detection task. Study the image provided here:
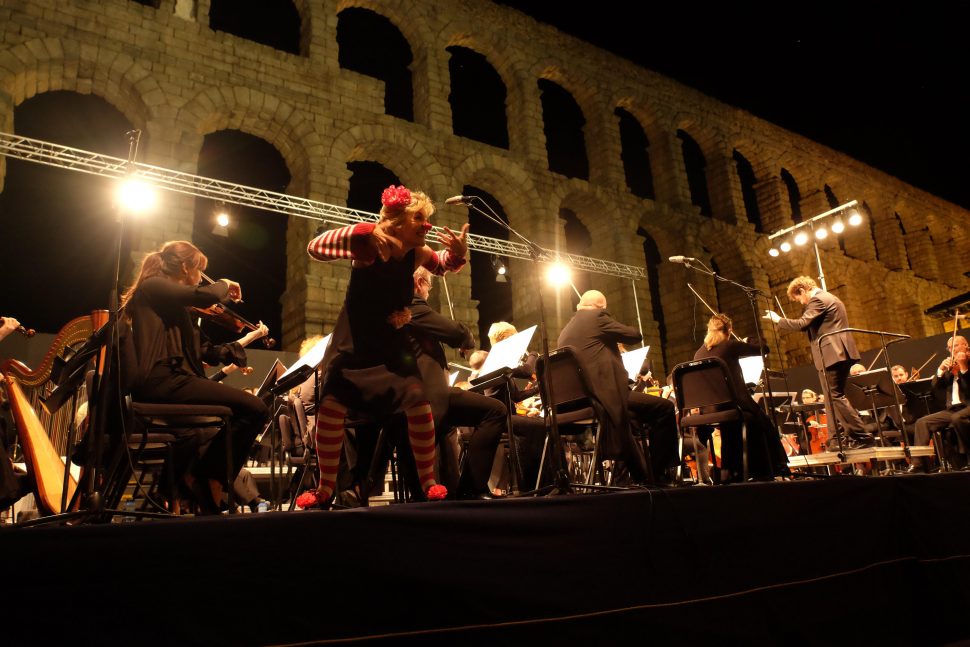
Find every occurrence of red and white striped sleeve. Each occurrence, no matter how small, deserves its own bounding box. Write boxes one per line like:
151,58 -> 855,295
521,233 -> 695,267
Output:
307,223 -> 377,263
422,248 -> 467,276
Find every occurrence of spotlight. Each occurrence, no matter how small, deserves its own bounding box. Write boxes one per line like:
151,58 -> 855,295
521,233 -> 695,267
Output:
831,217 -> 845,234
491,256 -> 508,282
546,262 -> 572,286
779,240 -> 792,253
216,212 -> 230,228
793,230 -> 809,246
815,227 -> 828,240
768,247 -> 780,257
847,209 -> 863,226
117,178 -> 157,213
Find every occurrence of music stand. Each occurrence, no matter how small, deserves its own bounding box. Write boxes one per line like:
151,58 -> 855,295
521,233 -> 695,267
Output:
898,378 -> 939,419
846,368 -> 901,446
271,334 -> 331,396
256,359 -> 286,400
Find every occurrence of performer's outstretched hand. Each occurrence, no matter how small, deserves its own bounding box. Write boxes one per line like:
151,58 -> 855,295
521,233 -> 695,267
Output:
762,310 -> 781,324
437,223 -> 470,258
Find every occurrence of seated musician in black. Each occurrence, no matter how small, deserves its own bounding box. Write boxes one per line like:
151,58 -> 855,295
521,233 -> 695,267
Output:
121,240 -> 269,513
397,267 -> 507,499
911,335 -> 970,472
692,313 -> 789,481
478,321 -> 545,491
557,290 -> 677,485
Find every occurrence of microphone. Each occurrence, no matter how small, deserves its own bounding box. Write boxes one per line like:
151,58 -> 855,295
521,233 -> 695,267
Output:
668,255 -> 696,264
445,195 -> 472,206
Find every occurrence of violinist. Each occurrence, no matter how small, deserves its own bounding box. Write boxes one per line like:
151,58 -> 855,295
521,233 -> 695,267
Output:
693,313 -> 789,480
891,365 -> 910,385
558,290 -> 677,485
911,335 -> 970,472
120,240 -> 269,513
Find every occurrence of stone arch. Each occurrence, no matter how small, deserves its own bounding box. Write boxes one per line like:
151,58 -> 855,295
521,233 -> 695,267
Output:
450,153 -> 543,229
328,123 -> 449,197
335,0 -> 436,66
442,32 -> 536,155
0,37 -> 160,133
175,86 -> 322,198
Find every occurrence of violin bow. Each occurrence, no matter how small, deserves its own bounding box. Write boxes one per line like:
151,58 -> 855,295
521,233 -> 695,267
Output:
686,282 -> 741,341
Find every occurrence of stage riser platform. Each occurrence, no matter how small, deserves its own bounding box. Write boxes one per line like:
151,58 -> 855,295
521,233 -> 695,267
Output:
2,474 -> 970,646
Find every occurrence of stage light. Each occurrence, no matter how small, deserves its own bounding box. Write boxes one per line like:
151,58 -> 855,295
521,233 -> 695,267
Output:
216,212 -> 230,228
793,230 -> 809,246
491,255 -> 508,282
831,217 -> 845,234
768,246 -> 780,257
117,178 -> 157,213
779,240 -> 792,253
847,209 -> 863,226
815,226 -> 828,240
546,262 -> 571,286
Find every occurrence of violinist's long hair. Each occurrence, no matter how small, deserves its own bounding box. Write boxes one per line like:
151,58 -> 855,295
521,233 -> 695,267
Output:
704,313 -> 732,350
121,240 -> 207,310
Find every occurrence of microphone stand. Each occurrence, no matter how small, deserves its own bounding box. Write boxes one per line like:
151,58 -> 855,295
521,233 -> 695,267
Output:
453,197 -> 572,495
676,259 -> 781,478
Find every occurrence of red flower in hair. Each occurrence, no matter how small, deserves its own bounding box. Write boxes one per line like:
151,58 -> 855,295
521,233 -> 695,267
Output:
381,185 -> 412,210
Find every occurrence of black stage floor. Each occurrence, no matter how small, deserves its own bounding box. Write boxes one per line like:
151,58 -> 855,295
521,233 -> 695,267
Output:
3,473 -> 970,646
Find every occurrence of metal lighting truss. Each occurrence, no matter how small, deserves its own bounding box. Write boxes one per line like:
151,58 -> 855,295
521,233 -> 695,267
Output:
0,131 -> 646,280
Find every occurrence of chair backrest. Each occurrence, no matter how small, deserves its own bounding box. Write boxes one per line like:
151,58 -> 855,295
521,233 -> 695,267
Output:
535,347 -> 595,413
286,394 -> 311,449
671,357 -> 740,413
278,413 -> 295,451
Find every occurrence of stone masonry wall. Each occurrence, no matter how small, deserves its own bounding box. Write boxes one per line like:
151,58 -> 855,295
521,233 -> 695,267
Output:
0,0 -> 967,372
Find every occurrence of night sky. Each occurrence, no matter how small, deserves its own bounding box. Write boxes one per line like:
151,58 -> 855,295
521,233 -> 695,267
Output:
500,1 -> 969,211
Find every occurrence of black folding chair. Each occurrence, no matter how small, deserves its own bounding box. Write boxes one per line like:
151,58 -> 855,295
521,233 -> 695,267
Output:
536,347 -> 651,487
672,357 -> 751,483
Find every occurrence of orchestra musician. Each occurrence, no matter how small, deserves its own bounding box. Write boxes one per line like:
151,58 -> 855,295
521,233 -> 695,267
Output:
400,267 -> 506,499
763,276 -> 874,450
120,241 -> 270,514
891,365 -> 910,385
693,313 -> 790,481
910,335 -> 970,472
557,289 -> 677,485
303,185 -> 468,505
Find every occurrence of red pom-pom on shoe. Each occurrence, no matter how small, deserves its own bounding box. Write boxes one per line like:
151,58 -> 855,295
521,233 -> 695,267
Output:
426,484 -> 448,501
296,491 -> 322,509
381,185 -> 412,211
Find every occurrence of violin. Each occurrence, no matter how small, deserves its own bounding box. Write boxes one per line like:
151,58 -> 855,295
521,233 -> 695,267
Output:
191,272 -> 276,348
805,410 -> 828,454
0,317 -> 35,338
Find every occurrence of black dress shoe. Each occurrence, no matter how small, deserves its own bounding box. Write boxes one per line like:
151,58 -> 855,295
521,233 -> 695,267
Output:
847,436 -> 876,449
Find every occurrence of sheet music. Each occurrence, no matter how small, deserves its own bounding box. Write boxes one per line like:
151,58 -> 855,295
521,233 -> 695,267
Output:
739,355 -> 764,386
449,371 -> 459,386
279,333 -> 331,381
479,325 -> 537,375
620,346 -> 650,382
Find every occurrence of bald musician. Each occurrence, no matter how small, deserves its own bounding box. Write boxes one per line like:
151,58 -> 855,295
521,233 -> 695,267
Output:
557,290 -> 678,485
